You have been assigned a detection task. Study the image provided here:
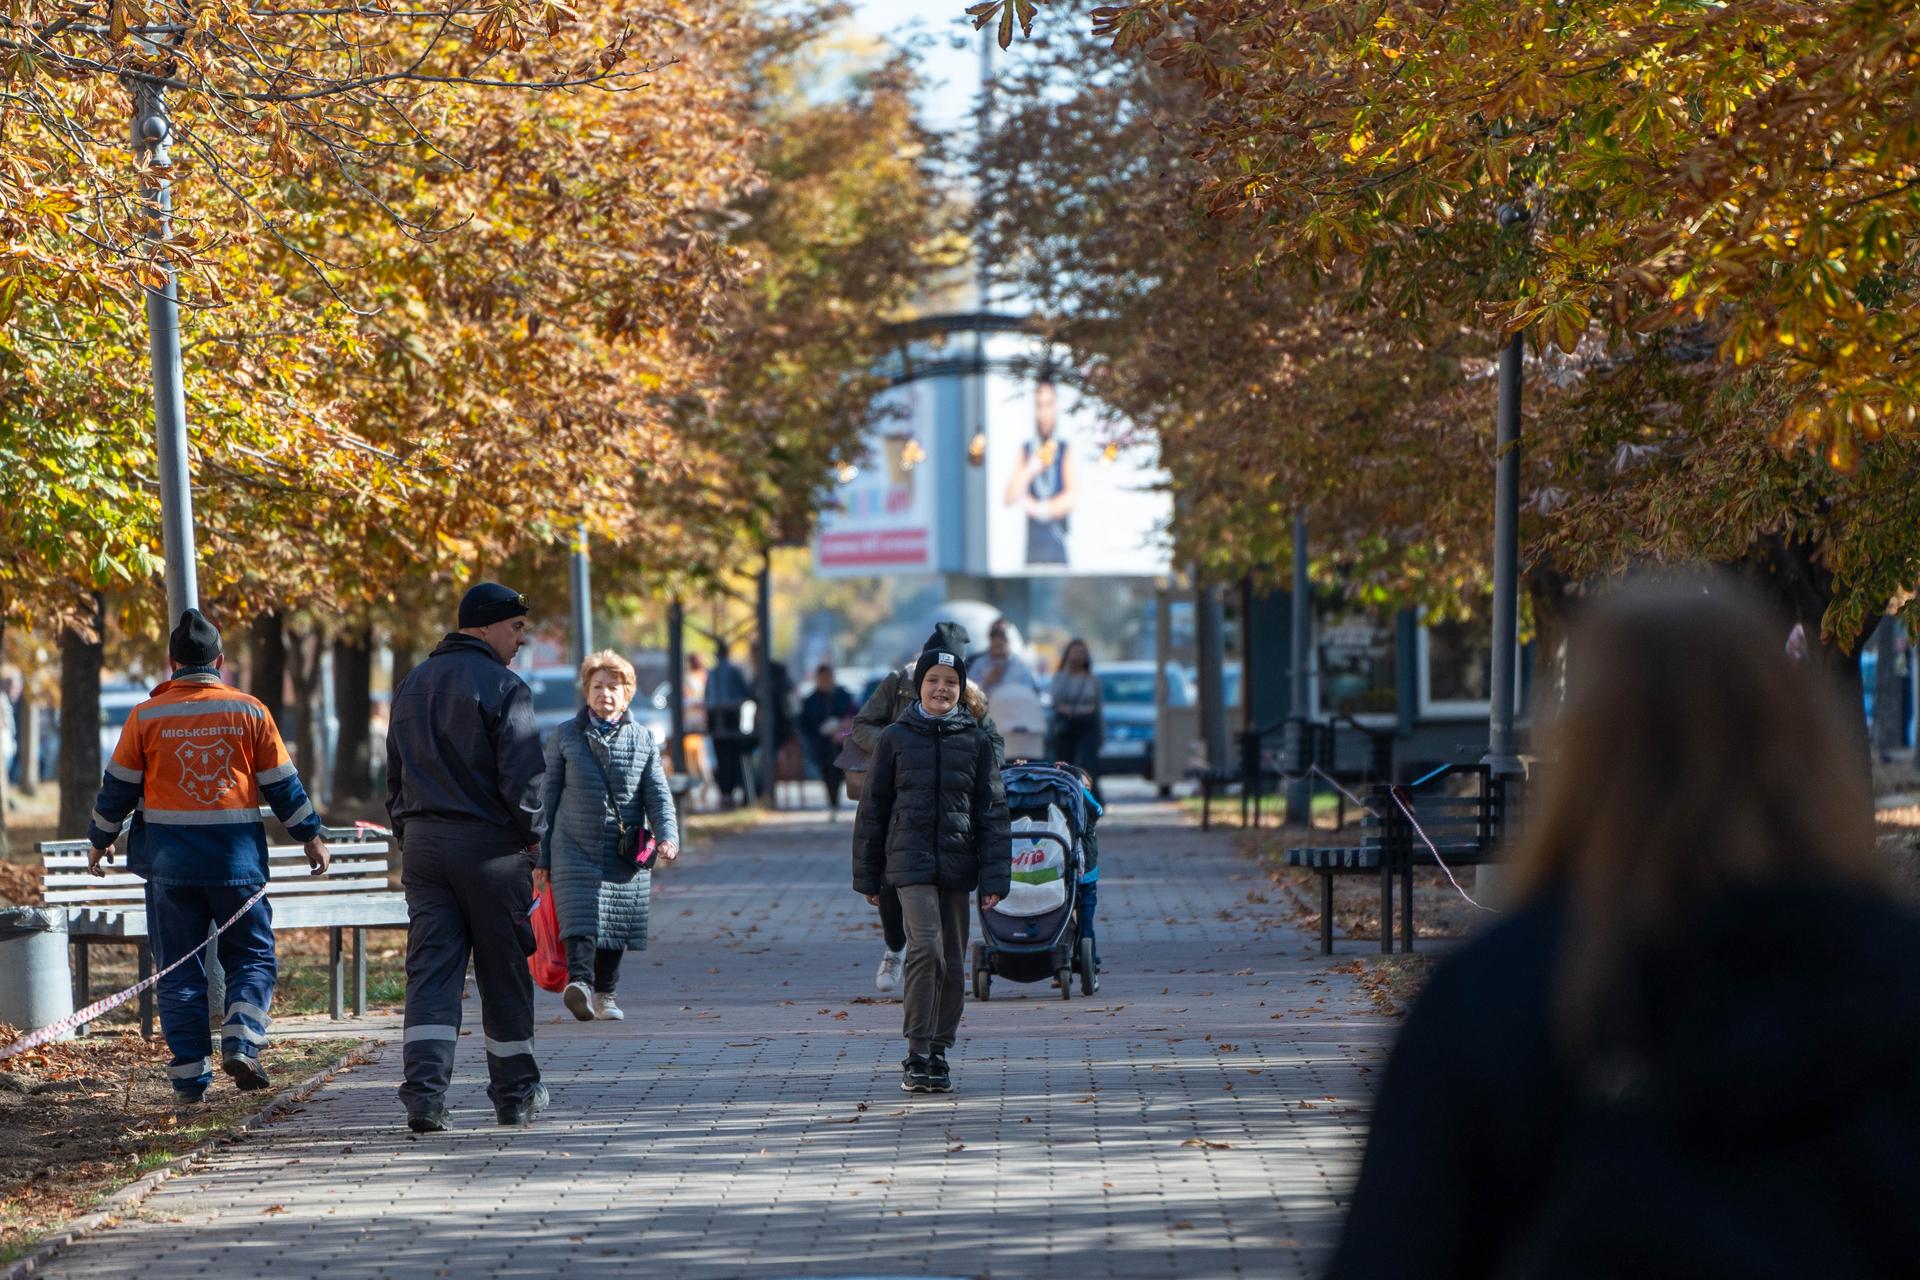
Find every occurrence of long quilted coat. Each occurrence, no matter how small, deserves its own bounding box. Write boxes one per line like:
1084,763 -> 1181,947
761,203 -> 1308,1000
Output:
538,707 -> 680,950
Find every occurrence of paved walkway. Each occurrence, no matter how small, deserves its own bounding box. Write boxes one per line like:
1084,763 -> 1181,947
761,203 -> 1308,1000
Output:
42,797 -> 1394,1279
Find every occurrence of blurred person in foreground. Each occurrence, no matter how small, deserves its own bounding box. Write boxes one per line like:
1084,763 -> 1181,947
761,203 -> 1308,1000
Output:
1331,577 -> 1920,1280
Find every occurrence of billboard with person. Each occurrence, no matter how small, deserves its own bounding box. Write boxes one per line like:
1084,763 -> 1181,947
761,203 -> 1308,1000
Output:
984,372 -> 1170,578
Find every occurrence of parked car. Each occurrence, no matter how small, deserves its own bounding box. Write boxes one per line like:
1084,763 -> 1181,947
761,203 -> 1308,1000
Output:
1098,660 -> 1194,779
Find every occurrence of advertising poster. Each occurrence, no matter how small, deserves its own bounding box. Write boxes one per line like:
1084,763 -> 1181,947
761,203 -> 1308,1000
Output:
984,373 -> 1171,578
814,382 -> 937,576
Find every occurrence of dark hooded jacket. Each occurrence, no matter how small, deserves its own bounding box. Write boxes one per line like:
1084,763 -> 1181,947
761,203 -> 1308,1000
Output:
1331,887 -> 1920,1280
385,632 -> 546,846
852,704 -> 1011,898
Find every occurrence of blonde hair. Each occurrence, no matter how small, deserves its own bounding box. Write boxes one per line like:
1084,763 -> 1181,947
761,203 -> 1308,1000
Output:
1513,577 -> 1881,1059
964,680 -> 988,719
578,649 -> 636,695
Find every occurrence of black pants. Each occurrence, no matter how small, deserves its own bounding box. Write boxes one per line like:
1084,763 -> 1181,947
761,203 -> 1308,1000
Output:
398,822 -> 540,1113
877,884 -> 906,952
564,936 -> 625,993
1051,714 -> 1104,803
807,739 -> 843,811
710,708 -> 745,800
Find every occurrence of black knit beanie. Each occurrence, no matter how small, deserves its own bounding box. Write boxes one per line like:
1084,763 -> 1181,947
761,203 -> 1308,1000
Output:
913,646 -> 967,697
168,608 -> 222,666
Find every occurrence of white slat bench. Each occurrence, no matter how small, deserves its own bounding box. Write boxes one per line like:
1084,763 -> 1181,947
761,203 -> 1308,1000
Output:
37,823 -> 407,1037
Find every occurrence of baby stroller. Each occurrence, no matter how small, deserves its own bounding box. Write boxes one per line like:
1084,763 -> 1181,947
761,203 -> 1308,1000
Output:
973,761 -> 1098,1000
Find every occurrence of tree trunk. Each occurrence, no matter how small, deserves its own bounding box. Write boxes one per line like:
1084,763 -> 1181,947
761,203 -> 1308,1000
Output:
250,610 -> 287,726
331,626 -> 374,804
1525,561 -> 1579,731
1874,617 -> 1904,758
58,595 -> 105,838
0,616 -> 9,857
287,626 -> 327,806
390,640 -> 417,693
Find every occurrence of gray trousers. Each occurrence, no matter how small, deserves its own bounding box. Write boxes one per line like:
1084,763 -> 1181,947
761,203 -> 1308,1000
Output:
398,822 -> 541,1112
898,884 -> 970,1056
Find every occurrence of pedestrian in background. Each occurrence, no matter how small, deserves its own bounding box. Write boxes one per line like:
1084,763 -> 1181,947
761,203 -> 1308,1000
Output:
851,622 -> 1005,992
386,583 -> 548,1133
1331,578 -> 1920,1280
537,650 -> 679,1023
681,652 -> 714,809
704,643 -> 751,809
86,609 -> 330,1103
799,663 -> 856,817
853,640 -> 1010,1094
1047,638 -> 1103,801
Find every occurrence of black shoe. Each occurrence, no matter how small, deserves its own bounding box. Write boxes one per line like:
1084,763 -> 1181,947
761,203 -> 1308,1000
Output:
927,1053 -> 953,1093
901,1055 -> 933,1093
407,1106 -> 451,1134
172,1085 -> 208,1106
496,1081 -> 550,1126
222,1053 -> 270,1092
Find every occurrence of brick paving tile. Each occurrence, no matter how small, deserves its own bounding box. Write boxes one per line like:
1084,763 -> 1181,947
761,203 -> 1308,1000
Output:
39,794 -> 1397,1280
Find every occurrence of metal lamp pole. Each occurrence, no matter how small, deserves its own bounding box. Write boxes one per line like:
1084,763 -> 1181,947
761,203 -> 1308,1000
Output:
568,523 -> 593,667
132,73 -> 199,621
1483,202 -> 1531,780
1285,511 -> 1312,823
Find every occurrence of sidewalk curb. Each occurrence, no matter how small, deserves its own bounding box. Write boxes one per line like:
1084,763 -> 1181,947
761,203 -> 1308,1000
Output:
2,1038 -> 383,1280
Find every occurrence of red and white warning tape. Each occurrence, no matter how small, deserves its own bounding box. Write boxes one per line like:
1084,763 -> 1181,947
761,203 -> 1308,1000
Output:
0,882 -> 272,1063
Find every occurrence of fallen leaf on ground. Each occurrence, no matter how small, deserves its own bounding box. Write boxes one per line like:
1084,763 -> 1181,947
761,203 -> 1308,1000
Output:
1181,1138 -> 1232,1150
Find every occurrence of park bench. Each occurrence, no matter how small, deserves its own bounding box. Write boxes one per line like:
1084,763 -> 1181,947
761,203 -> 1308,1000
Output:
37,820 -> 404,1037
1285,763 -> 1519,955
1193,715 -> 1393,831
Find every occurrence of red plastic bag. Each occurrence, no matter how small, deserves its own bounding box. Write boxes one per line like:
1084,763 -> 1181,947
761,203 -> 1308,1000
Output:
528,892 -> 568,993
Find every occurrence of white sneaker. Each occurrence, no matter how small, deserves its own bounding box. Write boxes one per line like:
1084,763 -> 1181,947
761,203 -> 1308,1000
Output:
593,992 -> 624,1021
874,948 -> 906,993
563,981 -> 594,1021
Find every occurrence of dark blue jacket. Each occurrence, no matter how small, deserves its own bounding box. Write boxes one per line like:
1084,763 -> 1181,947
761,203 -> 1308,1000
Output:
385,633 -> 545,846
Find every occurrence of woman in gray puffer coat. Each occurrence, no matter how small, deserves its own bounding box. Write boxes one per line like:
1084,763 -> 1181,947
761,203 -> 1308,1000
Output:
536,651 -> 679,1022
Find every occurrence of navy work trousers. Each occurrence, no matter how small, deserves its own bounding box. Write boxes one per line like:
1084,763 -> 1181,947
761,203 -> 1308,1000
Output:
146,880 -> 276,1092
398,822 -> 540,1114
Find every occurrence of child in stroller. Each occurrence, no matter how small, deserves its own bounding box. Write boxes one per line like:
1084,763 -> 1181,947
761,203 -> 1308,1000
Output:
972,762 -> 1103,999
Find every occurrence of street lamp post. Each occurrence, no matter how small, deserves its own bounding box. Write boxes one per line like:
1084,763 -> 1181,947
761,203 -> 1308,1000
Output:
1483,202 -> 1531,781
1285,512 -> 1312,824
568,523 -> 593,667
132,73 -> 199,621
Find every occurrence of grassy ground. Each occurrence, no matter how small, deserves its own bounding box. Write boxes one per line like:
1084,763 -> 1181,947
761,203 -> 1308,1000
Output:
0,1031 -> 362,1264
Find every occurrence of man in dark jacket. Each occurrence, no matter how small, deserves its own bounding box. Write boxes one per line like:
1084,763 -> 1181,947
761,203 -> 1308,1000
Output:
853,641 -> 1011,1095
386,582 -> 547,1132
704,643 -> 752,808
798,664 -> 857,817
850,622 -> 1005,992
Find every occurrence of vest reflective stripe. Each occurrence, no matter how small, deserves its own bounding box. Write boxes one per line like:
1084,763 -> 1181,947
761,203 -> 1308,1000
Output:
89,810 -> 118,833
282,801 -> 315,829
484,1036 -> 535,1058
142,807 -> 267,826
138,699 -> 264,722
403,1024 -> 459,1044
256,762 -> 296,785
167,1057 -> 214,1079
105,760 -> 144,784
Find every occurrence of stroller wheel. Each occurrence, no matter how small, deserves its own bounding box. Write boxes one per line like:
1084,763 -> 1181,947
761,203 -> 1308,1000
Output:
971,942 -> 989,1000
1056,967 -> 1073,999
1078,937 -> 1097,996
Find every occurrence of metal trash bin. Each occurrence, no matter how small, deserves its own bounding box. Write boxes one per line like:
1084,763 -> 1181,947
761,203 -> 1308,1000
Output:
0,908 -> 75,1038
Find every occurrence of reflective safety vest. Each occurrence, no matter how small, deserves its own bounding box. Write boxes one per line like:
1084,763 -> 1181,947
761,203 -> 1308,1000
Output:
88,671 -> 323,886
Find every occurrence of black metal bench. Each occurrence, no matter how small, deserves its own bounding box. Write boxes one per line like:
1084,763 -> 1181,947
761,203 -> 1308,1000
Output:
1285,763 -> 1520,954
1194,715 -> 1394,832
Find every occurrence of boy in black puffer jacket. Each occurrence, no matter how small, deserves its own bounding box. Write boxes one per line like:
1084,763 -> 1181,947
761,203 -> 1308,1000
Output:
853,641 -> 1012,1094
